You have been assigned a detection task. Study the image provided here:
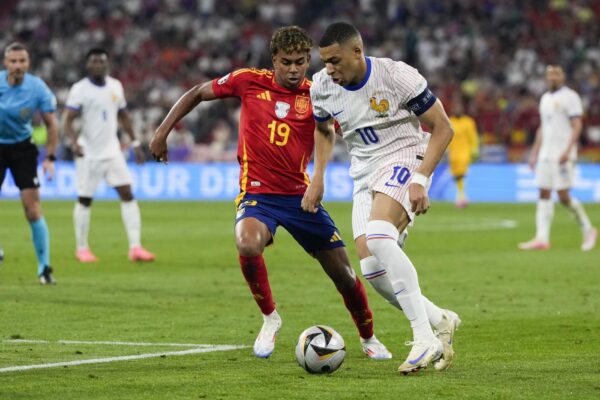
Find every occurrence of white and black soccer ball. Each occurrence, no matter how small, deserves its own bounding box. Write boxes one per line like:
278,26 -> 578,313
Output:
295,325 -> 345,374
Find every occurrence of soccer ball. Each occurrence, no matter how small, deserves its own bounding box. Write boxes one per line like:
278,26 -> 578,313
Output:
295,325 -> 346,374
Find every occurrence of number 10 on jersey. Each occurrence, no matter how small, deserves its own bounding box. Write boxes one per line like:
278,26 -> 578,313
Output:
356,127 -> 379,145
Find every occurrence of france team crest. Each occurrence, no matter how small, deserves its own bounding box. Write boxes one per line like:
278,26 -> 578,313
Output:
370,97 -> 389,118
275,101 -> 290,118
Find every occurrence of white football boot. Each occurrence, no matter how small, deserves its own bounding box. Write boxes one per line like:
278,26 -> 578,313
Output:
433,309 -> 462,371
253,310 -> 282,358
397,338 -> 443,374
360,335 -> 392,360
581,227 -> 597,251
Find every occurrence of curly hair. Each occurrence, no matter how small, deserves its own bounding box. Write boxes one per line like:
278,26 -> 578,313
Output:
270,26 -> 313,56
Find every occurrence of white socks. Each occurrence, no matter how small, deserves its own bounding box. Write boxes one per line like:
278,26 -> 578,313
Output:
360,255 -> 444,327
366,220 -> 436,342
121,200 -> 141,249
535,199 -> 554,243
74,203 -> 91,250
565,198 -> 593,232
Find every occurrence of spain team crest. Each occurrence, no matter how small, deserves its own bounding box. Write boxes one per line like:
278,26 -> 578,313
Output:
294,95 -> 310,114
275,101 -> 290,119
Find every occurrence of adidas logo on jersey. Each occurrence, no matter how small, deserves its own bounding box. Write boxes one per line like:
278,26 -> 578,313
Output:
256,91 -> 272,101
330,231 -> 342,243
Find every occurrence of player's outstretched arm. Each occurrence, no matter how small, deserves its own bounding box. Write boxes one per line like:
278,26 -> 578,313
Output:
301,119 -> 335,213
410,99 -> 454,215
150,80 -> 217,163
41,111 -> 58,180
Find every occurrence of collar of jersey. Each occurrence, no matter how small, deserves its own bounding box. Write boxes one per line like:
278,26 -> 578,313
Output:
343,56 -> 371,92
87,76 -> 107,87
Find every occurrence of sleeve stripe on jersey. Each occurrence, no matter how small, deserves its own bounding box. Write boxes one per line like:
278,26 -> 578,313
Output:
233,68 -> 272,78
406,87 -> 437,116
569,114 -> 582,118
313,114 -> 331,122
66,105 -> 81,111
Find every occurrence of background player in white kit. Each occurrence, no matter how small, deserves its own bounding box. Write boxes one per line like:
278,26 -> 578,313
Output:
64,48 -> 155,263
519,65 -> 597,251
302,22 -> 460,374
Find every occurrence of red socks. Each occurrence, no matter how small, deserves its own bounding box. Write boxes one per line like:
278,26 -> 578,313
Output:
338,277 -> 374,339
239,255 -> 275,315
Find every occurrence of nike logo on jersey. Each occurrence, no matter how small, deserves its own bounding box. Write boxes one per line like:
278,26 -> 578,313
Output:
256,91 -> 272,101
384,182 -> 403,188
332,110 -> 344,117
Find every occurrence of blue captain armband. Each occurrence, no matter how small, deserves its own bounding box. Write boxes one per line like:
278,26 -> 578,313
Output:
406,87 -> 437,116
313,114 -> 331,122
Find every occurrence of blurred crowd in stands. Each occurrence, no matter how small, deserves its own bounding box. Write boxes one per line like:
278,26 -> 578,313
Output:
1,0 -> 600,162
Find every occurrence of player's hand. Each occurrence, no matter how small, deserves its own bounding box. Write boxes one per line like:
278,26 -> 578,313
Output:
149,133 -> 169,164
528,154 -> 537,170
408,183 -> 429,215
133,146 -> 145,165
471,150 -> 479,162
301,179 -> 324,213
42,159 -> 55,181
71,143 -> 84,157
558,151 -> 569,165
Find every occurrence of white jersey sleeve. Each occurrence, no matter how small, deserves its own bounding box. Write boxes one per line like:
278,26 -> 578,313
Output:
565,90 -> 583,117
66,81 -> 84,110
116,80 -> 127,110
390,61 -> 428,109
311,79 -> 331,121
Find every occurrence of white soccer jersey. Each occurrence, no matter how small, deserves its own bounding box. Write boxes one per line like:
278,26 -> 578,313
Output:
311,57 -> 431,180
538,86 -> 583,162
66,76 -> 127,160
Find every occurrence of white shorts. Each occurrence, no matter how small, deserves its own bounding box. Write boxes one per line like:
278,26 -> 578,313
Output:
351,155 -> 428,240
76,156 -> 133,197
535,160 -> 574,191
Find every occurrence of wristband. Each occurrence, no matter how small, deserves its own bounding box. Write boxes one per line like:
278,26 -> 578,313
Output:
46,154 -> 56,162
130,140 -> 141,148
410,172 -> 428,187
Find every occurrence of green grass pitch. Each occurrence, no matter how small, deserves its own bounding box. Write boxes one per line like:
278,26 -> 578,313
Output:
1,200 -> 599,399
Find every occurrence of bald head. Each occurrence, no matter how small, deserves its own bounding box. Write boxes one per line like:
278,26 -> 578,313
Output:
545,65 -> 565,91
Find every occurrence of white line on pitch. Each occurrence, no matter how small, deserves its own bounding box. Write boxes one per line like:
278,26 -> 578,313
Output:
0,345 -> 247,373
3,339 -> 220,347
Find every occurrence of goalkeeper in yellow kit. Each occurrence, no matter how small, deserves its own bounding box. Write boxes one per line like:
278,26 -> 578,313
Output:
448,100 -> 479,208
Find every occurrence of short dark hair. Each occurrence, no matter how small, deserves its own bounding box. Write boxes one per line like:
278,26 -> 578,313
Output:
86,48 -> 109,60
4,42 -> 28,56
318,22 -> 361,47
269,26 -> 313,56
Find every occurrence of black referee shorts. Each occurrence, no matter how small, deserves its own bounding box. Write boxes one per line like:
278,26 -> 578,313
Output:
0,138 -> 40,191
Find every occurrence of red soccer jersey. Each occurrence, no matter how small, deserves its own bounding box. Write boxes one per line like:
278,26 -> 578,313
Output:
212,68 -> 315,196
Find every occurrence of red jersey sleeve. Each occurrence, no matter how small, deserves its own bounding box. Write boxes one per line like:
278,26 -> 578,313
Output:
212,69 -> 253,98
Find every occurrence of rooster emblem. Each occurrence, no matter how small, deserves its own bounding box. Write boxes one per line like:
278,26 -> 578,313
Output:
370,97 -> 389,117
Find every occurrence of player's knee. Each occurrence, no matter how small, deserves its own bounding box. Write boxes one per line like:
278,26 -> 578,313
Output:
78,197 -> 93,207
236,239 -> 263,257
24,206 -> 41,221
557,193 -> 570,206
365,220 -> 398,256
120,192 -> 134,202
